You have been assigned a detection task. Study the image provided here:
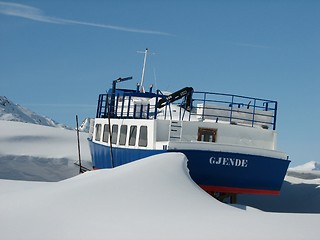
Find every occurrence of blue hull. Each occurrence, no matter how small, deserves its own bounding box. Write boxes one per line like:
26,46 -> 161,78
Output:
178,149 -> 290,194
89,140 -> 290,195
89,140 -> 165,168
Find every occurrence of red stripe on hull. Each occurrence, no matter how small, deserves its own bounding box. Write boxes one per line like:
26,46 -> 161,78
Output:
200,185 -> 280,195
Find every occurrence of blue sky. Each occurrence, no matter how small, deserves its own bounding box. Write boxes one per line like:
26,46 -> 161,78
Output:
1,0 -> 319,166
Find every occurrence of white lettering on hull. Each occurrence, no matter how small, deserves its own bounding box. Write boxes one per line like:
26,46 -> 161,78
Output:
209,157 -> 248,168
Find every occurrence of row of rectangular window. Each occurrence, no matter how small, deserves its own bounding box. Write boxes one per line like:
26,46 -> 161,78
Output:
95,124 -> 148,147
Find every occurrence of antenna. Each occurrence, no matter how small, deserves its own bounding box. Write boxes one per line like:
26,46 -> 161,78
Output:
137,48 -> 157,92
140,48 -> 148,92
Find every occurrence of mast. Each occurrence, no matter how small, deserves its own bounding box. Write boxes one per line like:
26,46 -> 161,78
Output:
140,48 -> 148,92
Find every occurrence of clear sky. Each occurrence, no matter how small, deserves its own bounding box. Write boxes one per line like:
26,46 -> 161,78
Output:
1,0 -> 319,166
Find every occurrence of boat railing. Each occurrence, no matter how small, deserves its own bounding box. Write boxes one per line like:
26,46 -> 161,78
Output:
96,89 -> 278,130
191,91 -> 277,130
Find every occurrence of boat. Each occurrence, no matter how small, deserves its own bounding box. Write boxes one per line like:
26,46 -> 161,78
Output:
88,50 -> 290,196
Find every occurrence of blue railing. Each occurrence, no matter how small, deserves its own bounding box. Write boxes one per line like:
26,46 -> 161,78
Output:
96,89 -> 278,130
191,91 -> 277,130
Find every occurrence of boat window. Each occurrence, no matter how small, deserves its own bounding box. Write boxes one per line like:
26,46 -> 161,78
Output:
119,125 -> 127,145
138,126 -> 148,147
95,124 -> 102,141
102,124 -> 109,143
129,125 -> 137,146
197,128 -> 217,142
111,125 -> 118,144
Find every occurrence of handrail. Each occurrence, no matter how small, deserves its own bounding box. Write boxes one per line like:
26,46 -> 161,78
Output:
95,89 -> 278,130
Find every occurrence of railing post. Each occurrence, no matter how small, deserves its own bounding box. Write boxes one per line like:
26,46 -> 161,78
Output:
96,95 -> 101,118
273,101 -> 278,130
104,95 -> 109,118
164,104 -> 168,120
140,104 -> 143,118
188,94 -> 192,121
154,90 -> 159,119
252,99 -> 256,127
121,94 -> 125,118
202,93 -> 206,120
187,90 -> 193,121
114,93 -> 119,117
127,95 -> 131,117
133,104 -> 137,119
229,95 -> 234,123
146,104 -> 150,119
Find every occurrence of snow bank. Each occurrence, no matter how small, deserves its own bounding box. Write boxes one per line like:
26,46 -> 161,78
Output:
0,120 -> 91,181
1,153 -> 320,240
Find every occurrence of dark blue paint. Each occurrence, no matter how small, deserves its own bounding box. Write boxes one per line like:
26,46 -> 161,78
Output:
89,140 -> 165,168
177,150 -> 290,191
89,140 -> 290,192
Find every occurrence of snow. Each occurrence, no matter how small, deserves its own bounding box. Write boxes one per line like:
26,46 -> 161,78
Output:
285,161 -> 320,182
285,175 -> 320,185
78,117 -> 92,132
289,161 -> 320,171
1,120 -> 320,239
0,120 -> 91,181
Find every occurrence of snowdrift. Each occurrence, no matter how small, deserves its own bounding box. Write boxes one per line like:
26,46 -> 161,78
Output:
1,153 -> 320,240
0,120 -> 91,181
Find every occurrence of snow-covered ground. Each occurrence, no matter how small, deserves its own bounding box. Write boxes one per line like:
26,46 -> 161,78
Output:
238,160 -> 320,214
0,120 -> 91,181
0,120 -> 320,239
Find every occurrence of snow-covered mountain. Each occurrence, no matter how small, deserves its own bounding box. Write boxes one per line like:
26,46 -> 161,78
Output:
286,160 -> 320,180
78,117 -> 93,133
289,161 -> 320,172
0,96 -> 71,129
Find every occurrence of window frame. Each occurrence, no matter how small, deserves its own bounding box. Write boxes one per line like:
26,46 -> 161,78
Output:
111,124 -> 119,144
102,124 -> 109,143
119,125 -> 128,146
129,125 -> 137,146
95,124 -> 102,141
197,127 -> 217,142
138,125 -> 148,147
